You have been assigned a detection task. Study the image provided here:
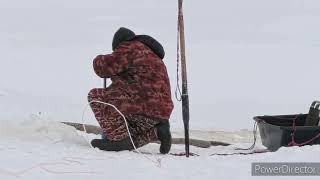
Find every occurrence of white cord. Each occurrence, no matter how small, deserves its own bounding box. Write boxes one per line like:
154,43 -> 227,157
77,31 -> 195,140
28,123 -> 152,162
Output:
81,100 -> 162,166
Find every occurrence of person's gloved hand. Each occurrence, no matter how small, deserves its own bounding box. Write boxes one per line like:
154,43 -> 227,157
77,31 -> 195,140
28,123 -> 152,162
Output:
156,121 -> 172,154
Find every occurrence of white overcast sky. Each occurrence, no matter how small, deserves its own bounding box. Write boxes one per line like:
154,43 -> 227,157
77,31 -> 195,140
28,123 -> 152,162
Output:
1,0 -> 320,130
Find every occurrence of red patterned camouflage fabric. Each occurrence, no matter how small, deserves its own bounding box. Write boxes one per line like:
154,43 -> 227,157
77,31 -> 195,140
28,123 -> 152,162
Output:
88,40 -> 174,145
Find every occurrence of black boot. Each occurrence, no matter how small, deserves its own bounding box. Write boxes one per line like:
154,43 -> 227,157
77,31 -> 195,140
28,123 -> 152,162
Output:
91,137 -> 134,151
156,121 -> 172,154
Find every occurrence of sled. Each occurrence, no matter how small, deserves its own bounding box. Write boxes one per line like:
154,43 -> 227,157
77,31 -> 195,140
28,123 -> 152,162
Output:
254,114 -> 320,151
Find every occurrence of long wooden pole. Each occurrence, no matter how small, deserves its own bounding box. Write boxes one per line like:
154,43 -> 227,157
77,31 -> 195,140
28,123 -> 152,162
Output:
178,0 -> 190,157
103,78 -> 107,88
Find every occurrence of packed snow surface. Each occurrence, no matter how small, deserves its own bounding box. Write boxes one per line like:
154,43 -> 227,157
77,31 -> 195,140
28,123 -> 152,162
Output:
1,117 -> 320,180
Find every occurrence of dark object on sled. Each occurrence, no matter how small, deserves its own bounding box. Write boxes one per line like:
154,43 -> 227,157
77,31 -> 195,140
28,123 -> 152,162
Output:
254,114 -> 320,151
305,101 -> 320,126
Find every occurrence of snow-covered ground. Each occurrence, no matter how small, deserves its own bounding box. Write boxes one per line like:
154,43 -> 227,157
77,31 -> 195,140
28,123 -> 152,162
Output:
1,117 -> 320,180
1,0 -> 320,179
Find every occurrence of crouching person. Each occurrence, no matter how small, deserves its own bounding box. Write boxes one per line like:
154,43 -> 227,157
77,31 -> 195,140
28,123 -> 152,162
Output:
88,27 -> 174,154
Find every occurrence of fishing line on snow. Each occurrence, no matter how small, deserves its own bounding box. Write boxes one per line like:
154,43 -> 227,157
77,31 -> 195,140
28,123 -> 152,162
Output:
81,100 -> 162,167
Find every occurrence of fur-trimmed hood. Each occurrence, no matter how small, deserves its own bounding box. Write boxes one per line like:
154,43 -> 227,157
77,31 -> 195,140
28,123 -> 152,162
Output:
112,27 -> 165,59
132,35 -> 165,59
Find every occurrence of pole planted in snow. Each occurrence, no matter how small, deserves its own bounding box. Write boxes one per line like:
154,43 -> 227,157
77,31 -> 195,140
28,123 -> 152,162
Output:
103,78 -> 107,88
178,0 -> 190,157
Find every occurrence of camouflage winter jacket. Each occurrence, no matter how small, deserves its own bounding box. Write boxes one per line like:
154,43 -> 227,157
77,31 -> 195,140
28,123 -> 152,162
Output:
93,40 -> 174,120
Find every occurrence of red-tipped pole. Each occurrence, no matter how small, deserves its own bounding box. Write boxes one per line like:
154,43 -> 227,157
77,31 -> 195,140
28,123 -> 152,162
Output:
178,0 -> 190,157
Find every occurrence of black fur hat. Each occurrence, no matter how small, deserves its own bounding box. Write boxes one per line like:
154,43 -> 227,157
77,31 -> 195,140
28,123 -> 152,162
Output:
112,27 -> 136,50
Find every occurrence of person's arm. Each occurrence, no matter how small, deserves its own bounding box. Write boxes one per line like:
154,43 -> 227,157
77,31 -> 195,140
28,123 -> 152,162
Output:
93,43 -> 132,78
